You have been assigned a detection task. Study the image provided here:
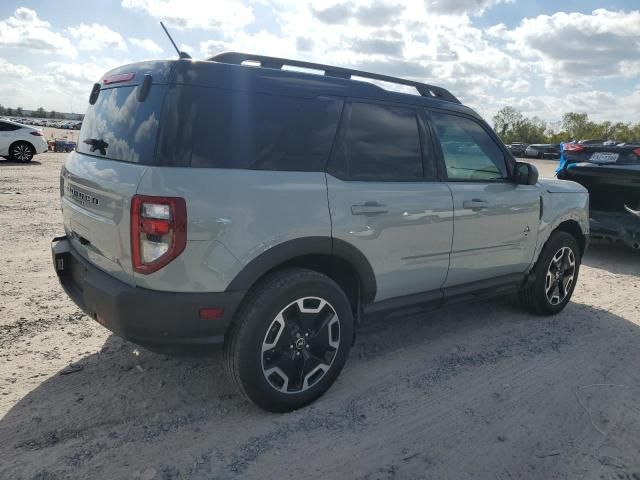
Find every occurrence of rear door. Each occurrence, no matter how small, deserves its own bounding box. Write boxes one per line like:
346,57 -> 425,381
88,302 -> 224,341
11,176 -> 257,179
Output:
62,77 -> 167,285
327,100 -> 453,302
428,110 -> 540,287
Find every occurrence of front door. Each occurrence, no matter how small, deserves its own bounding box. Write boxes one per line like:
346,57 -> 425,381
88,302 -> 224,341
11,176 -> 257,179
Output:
428,110 -> 541,287
327,100 -> 453,302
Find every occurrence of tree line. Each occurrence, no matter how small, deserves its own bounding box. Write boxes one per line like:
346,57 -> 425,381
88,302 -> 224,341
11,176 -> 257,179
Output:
0,105 -> 64,119
493,106 -> 640,144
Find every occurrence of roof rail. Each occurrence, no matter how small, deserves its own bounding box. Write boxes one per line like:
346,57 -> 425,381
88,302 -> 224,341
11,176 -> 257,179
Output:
209,52 -> 461,104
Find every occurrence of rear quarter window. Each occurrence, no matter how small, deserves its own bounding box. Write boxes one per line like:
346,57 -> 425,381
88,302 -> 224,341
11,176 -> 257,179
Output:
156,86 -> 343,171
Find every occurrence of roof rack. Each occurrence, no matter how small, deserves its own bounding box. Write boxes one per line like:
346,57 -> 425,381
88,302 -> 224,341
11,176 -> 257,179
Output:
209,52 -> 461,104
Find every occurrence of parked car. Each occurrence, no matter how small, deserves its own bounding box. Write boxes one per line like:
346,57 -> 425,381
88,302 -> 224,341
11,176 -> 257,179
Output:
0,119 -> 48,162
51,53 -> 589,412
507,142 -> 528,157
54,140 -> 77,153
558,142 -> 640,250
578,139 -> 605,145
524,143 -> 560,159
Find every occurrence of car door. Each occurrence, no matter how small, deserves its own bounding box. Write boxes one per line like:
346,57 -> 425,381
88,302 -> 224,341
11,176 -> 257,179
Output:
428,110 -> 541,287
0,121 -> 15,156
327,100 -> 454,302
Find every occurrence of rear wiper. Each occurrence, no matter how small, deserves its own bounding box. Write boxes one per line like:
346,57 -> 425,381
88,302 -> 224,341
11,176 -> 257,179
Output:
83,138 -> 108,155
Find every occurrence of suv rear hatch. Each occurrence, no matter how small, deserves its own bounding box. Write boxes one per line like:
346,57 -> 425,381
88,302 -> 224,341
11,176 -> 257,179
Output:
61,61 -> 171,285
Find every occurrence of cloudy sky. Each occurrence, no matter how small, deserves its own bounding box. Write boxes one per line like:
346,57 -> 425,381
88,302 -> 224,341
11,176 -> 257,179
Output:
1,0 -> 639,124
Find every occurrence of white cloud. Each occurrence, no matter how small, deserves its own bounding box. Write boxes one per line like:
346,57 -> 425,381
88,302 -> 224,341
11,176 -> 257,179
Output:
0,59 -> 126,113
425,0 -> 512,16
67,23 -> 127,51
129,37 -> 163,54
0,7 -> 77,57
504,9 -> 640,80
0,58 -> 32,77
179,43 -> 195,54
121,0 -> 254,31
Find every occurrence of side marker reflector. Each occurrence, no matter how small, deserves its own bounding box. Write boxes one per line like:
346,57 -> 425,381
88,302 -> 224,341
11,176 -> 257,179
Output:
199,308 -> 224,320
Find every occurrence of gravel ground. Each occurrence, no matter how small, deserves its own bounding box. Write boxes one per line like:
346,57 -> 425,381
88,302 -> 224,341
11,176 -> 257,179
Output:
1,153 -> 639,480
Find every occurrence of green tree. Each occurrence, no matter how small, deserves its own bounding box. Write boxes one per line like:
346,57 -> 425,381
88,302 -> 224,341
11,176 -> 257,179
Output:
15,107 -> 23,116
49,110 -> 59,119
6,107 -> 14,116
0,104 -> 5,115
36,107 -> 46,118
561,112 -> 594,141
492,106 -> 525,143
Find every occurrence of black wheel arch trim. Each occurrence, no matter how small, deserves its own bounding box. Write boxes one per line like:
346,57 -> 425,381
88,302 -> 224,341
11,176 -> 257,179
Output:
225,236 -> 377,304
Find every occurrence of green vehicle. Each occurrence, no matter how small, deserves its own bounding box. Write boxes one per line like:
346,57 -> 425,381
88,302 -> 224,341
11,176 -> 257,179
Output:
52,53 -> 589,412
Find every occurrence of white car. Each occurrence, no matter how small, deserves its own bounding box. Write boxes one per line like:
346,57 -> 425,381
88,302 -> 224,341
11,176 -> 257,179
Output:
0,118 -> 48,162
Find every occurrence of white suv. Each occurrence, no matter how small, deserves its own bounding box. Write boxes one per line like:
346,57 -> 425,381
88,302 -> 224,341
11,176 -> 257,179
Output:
0,119 -> 48,162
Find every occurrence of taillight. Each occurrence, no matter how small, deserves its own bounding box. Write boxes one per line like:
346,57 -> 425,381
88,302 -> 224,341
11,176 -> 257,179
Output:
633,148 -> 640,157
131,195 -> 187,274
30,131 -> 43,136
563,144 -> 584,152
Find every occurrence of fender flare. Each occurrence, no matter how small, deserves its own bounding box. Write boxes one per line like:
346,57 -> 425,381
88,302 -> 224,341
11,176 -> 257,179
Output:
225,236 -> 377,304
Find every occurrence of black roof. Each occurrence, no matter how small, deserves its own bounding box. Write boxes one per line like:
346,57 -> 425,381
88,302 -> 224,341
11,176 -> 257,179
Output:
100,54 -> 475,118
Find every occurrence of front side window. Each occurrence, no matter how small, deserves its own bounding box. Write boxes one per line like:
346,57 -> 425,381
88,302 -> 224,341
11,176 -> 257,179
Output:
431,112 -> 508,181
330,102 -> 424,181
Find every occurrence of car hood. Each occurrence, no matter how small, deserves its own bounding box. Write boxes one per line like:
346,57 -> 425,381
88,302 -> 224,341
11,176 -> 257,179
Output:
537,178 -> 588,194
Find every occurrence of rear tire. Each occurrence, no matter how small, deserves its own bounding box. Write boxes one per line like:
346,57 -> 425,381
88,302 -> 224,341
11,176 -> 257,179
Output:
519,231 -> 581,315
224,268 -> 354,412
10,142 -> 34,163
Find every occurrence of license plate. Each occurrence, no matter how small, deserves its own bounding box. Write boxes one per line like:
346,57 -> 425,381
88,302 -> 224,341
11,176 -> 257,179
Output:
589,152 -> 619,163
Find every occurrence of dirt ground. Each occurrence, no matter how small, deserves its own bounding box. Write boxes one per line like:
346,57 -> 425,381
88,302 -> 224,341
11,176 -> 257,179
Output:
1,153 -> 639,480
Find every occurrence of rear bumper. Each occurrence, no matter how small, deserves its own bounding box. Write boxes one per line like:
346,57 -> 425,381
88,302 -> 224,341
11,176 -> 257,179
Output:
558,164 -> 640,248
51,236 -> 245,346
33,136 -> 48,154
589,211 -> 640,248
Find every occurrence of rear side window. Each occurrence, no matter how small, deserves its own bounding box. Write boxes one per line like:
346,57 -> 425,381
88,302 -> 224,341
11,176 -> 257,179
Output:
156,86 -> 342,171
329,102 -> 424,181
430,112 -> 508,181
77,85 -> 165,164
0,122 -> 20,131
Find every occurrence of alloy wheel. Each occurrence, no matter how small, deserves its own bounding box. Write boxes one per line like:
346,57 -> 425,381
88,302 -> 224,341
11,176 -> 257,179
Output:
545,246 -> 576,305
12,144 -> 33,162
261,297 -> 340,394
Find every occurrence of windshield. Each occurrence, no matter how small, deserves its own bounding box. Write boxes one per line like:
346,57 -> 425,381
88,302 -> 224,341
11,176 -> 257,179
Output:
77,85 -> 165,164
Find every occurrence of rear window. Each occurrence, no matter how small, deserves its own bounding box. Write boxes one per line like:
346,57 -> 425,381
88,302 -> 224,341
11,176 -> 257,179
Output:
77,85 -> 165,164
328,102 -> 425,181
156,85 -> 342,171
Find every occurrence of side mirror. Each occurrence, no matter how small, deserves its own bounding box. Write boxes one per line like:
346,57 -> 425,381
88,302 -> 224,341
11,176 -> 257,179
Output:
514,161 -> 539,185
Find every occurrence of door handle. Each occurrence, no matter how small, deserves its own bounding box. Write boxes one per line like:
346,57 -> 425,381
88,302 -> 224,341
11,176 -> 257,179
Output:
351,202 -> 389,216
462,199 -> 488,210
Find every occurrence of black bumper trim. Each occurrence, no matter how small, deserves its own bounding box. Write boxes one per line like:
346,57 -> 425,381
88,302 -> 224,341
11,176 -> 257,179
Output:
52,236 -> 245,346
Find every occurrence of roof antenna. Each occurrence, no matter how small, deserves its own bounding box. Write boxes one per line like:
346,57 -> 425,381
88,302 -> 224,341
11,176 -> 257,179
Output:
160,21 -> 191,59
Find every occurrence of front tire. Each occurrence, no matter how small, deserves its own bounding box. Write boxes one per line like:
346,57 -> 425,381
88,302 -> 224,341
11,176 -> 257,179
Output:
224,269 -> 354,412
519,231 -> 581,315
